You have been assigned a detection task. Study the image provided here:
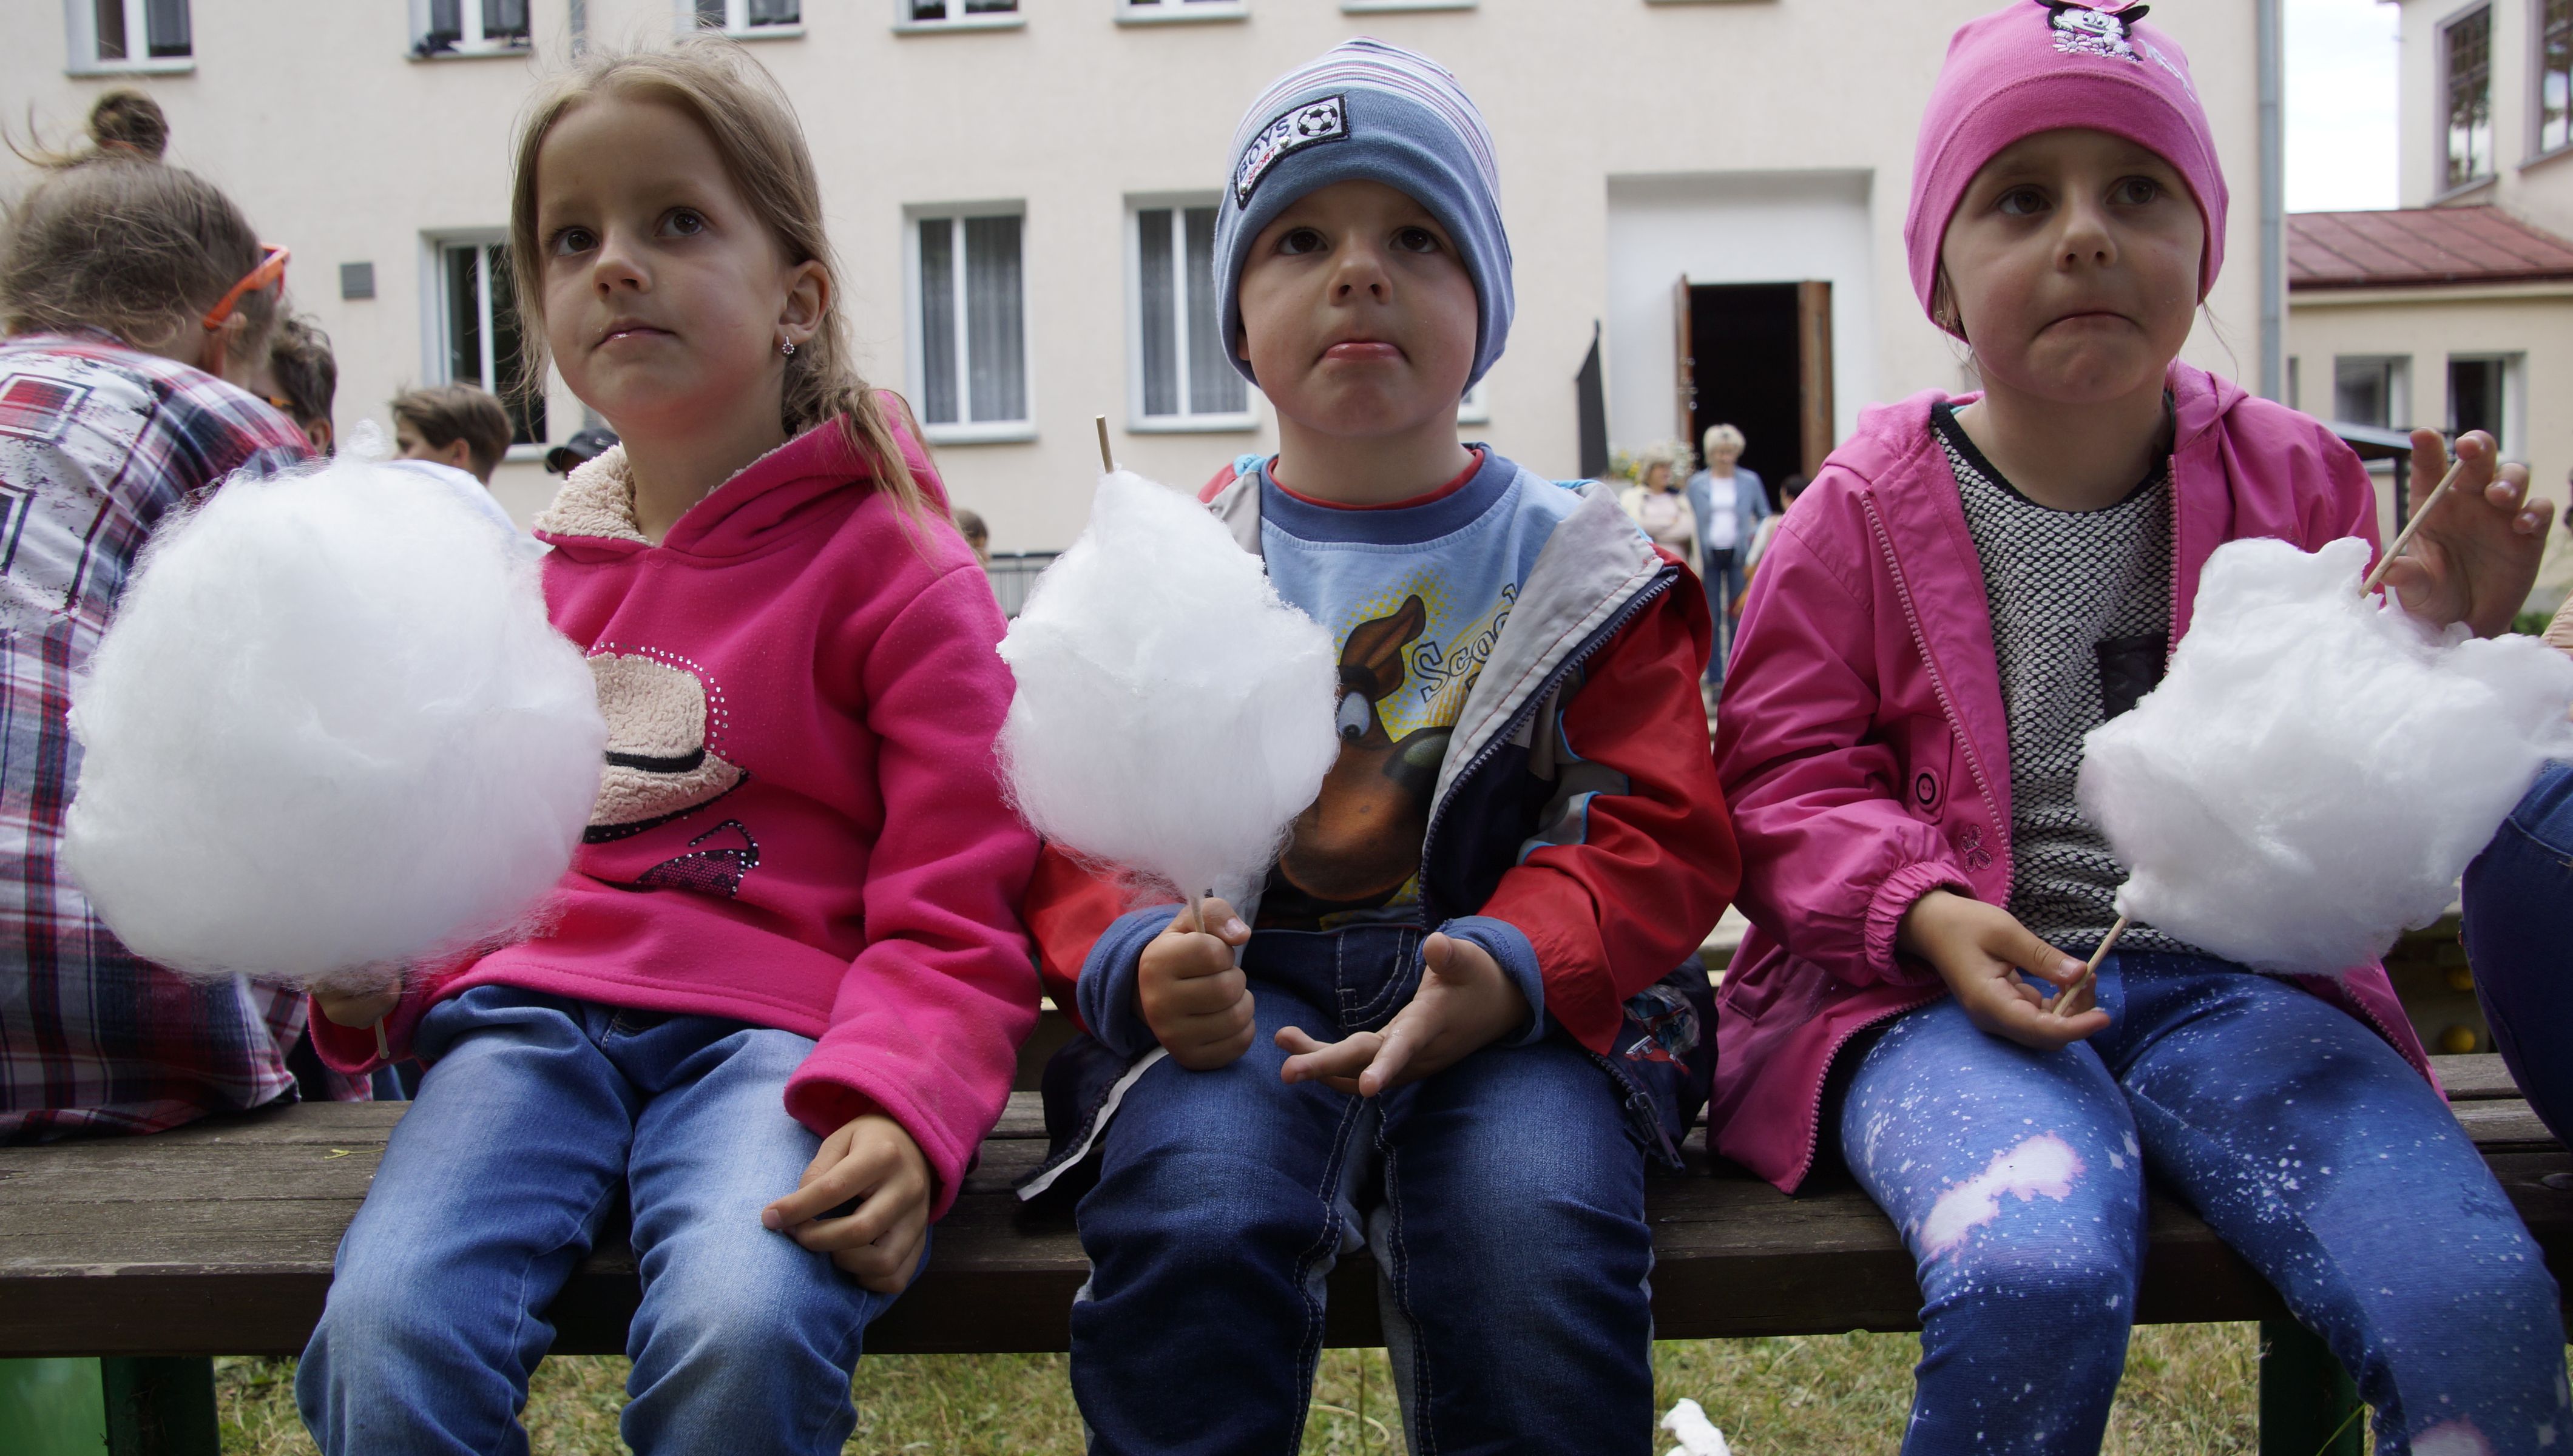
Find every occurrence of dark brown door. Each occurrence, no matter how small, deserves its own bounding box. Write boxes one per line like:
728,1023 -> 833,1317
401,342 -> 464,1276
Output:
1796,280 -> 1834,478
1674,274 -> 1696,443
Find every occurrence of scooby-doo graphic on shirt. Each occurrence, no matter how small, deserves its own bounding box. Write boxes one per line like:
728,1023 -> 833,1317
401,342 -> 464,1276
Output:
1259,581 -> 1515,929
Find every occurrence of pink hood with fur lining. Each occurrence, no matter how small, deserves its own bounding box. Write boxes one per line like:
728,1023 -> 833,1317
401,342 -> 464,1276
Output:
1710,359 -> 2435,1193
314,414 -> 1039,1219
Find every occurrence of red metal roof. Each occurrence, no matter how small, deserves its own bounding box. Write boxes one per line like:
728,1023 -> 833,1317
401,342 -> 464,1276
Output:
2290,206 -> 2573,289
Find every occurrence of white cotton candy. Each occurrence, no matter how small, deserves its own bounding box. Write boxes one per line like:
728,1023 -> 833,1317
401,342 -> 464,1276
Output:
2078,535 -> 2573,977
996,470 -> 1339,908
1662,1398 -> 1734,1456
63,443 -> 606,993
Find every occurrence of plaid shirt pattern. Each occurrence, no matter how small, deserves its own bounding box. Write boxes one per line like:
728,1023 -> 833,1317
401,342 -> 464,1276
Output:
0,331 -> 359,1141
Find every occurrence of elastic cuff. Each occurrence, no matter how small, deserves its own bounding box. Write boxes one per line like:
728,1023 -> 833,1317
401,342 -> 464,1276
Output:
1864,860 -> 1976,984
1438,915 -> 1546,1046
1075,904 -> 1183,1060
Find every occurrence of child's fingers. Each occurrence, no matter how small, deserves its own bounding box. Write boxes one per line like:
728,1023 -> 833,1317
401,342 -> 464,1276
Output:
1169,896 -> 1249,944
1996,927 -> 2087,988
836,1205 -> 931,1293
1153,963 -> 1248,1013
762,1144 -> 894,1231
1279,1028 -> 1380,1087
1356,1022 -> 1423,1098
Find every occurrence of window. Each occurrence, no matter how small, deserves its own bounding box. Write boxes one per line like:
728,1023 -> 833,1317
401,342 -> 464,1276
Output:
2286,356 -> 2301,414
686,0 -> 800,35
413,0 -> 530,57
69,0 -> 190,72
2332,356 -> 2410,431
2448,354 -> 2520,452
2542,0 -> 2573,156
2445,7 -> 2494,189
911,211 -> 1030,440
1128,204 -> 1249,430
904,0 -> 1018,21
434,240 -> 546,447
1459,380 -> 1489,426
1119,0 -> 1248,23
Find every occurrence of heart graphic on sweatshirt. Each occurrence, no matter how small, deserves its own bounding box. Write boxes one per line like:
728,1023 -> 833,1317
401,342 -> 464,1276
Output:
583,649 -> 748,843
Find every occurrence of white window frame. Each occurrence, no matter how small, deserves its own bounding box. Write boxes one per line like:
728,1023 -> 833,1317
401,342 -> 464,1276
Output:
905,203 -> 1036,446
1342,0 -> 1473,11
63,0 -> 193,75
410,0 -> 533,59
2440,2 -> 2497,194
1124,196 -> 1256,435
1458,380 -> 1490,426
895,0 -> 1023,32
2330,354 -> 2412,439
675,0 -> 805,40
422,231 -> 550,461
1117,0 -> 1250,27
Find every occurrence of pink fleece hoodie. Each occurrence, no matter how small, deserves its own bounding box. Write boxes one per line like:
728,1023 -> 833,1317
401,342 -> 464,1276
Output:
1709,359 -> 2435,1193
316,413 -> 1040,1218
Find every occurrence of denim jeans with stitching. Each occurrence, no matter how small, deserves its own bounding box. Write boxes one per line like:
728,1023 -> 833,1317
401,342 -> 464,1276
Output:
296,985 -> 899,1456
2464,760 -> 2573,1148
1841,951 -> 2567,1456
1070,924 -> 1655,1455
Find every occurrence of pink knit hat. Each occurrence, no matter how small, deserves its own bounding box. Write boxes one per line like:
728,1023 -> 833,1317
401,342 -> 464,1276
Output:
1904,0 -> 2226,322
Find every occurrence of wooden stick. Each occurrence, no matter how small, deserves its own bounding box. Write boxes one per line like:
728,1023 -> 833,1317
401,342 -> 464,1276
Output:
373,1019 -> 390,1062
2054,912 -> 2132,1018
2361,455 -> 2473,596
1095,415 -> 1115,474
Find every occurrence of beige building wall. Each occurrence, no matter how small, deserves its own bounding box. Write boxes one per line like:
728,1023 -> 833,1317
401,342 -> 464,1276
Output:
2290,283 -> 2573,592
5,0 -> 2266,553
2396,0 -> 2573,230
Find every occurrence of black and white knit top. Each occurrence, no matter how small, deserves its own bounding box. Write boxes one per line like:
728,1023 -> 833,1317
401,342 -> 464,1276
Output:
1932,403 -> 2193,959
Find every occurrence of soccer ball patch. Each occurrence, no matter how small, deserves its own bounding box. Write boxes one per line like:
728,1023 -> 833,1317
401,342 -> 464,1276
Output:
2043,1 -> 2147,62
1233,95 -> 1351,207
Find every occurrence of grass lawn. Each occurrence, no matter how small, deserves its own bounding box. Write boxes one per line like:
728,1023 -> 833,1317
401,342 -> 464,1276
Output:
217,1322 -> 2266,1454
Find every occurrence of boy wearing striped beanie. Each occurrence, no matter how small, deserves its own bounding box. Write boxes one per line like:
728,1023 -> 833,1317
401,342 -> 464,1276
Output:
1021,39 -> 1739,1453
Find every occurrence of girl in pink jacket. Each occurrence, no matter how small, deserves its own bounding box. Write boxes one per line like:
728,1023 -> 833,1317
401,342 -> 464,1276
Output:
1715,5 -> 2565,1452
294,42 -> 1038,1456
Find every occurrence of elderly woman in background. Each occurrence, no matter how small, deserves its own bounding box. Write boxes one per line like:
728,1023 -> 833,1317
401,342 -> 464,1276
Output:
1619,442 -> 1699,567
1686,423 -> 1770,690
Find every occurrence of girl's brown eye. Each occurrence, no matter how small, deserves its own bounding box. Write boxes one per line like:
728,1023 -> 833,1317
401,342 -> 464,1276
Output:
550,227 -> 595,257
664,209 -> 707,237
1997,187 -> 2047,217
1279,228 -> 1326,255
1395,228 -> 1438,252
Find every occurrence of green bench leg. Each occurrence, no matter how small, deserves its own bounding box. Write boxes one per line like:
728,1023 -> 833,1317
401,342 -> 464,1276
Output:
0,1358 -> 110,1452
99,1358 -> 219,1456
2259,1318 -> 2363,1456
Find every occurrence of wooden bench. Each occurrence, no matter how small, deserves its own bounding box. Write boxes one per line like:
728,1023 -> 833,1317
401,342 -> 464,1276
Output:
4,1049 -> 2566,1455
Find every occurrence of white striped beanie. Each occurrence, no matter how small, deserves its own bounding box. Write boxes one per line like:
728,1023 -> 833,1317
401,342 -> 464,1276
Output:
1212,39 -> 1513,388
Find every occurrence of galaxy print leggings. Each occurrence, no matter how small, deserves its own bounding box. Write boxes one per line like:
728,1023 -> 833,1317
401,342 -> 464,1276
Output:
1838,950 -> 2569,1456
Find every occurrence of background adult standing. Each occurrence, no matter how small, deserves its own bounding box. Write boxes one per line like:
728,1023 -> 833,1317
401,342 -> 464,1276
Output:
1686,423 -> 1769,691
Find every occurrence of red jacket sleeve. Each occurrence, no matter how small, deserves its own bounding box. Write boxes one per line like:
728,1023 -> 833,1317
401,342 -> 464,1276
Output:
1477,556 -> 1741,1052
1027,843 -> 1130,1027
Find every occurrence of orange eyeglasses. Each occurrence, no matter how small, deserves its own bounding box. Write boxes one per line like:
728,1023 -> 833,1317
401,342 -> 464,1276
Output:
201,245 -> 290,333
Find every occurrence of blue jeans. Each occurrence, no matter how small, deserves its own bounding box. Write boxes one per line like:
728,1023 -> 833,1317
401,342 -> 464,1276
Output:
1071,925 -> 1654,1455
1841,952 -> 2566,1456
1702,547 -> 1745,684
2465,760 -> 2573,1146
296,986 -> 899,1456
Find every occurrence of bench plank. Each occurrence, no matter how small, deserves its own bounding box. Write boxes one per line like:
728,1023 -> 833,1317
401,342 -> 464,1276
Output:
4,1057 -> 2566,1359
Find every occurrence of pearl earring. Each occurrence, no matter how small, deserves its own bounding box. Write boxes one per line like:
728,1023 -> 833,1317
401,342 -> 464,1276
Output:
780,339 -> 797,357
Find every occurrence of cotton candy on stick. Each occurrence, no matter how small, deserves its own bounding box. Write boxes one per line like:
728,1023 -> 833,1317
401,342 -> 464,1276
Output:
995,465 -> 1339,917
63,449 -> 607,1033
2075,533 -> 2573,978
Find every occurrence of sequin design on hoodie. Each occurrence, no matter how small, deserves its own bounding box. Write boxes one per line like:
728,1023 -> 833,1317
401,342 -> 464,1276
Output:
584,647 -> 748,844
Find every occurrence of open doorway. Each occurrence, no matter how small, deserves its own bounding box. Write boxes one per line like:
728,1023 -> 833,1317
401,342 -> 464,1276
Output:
1675,280 -> 1834,504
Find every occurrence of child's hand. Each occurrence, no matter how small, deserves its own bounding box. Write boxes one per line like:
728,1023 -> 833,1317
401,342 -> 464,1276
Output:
760,1112 -> 931,1295
1275,932 -> 1529,1097
2384,429 -> 2552,638
1138,896 -> 1255,1070
1897,890 -> 2108,1050
311,985 -> 401,1029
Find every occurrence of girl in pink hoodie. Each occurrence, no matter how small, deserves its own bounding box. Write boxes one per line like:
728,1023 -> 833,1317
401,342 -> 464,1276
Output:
1716,5 -> 2565,1452
294,42 -> 1038,1456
